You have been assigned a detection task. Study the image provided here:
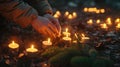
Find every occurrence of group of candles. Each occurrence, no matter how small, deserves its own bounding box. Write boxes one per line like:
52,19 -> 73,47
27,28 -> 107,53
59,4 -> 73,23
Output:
54,11 -> 77,20
87,17 -> 120,30
8,38 -> 52,53
83,7 -> 105,14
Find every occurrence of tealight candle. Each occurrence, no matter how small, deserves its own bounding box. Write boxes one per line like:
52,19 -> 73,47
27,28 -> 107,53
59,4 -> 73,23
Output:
96,10 -> 100,14
8,41 -> 19,49
100,23 -> 108,30
87,19 -> 93,25
63,28 -> 70,36
63,34 -> 71,41
54,14 -> 59,19
56,11 -> 61,16
106,17 -> 112,25
64,11 -> 69,17
84,7 -> 88,12
42,38 -> 52,46
115,18 -> 120,23
68,14 -> 73,20
72,12 -> 77,18
26,45 -> 38,53
96,19 -> 100,24
100,9 -> 105,13
81,34 -> 90,40
116,23 -> 120,29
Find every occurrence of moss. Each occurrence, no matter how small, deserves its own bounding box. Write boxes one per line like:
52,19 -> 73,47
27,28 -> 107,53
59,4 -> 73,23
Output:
71,56 -> 92,67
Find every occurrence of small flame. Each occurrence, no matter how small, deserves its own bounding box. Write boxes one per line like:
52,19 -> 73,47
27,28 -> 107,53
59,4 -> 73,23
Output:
64,11 -> 69,16
48,38 -> 51,43
81,34 -> 85,37
56,11 -> 61,16
96,19 -> 100,24
68,14 -> 73,19
116,23 -> 120,28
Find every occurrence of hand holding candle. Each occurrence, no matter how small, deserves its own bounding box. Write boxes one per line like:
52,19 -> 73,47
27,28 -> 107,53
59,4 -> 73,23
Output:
8,41 -> 19,49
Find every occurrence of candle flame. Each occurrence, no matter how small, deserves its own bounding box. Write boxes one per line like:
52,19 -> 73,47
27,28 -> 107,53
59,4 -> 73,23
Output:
31,45 -> 34,49
66,28 -> 68,32
84,7 -> 88,12
48,38 -> 51,43
100,9 -> 105,13
68,14 -> 73,20
116,23 -> 120,28
96,19 -> 100,24
87,19 -> 93,25
54,14 -> 59,18
81,34 -> 85,37
12,41 -> 15,44
56,11 -> 61,16
101,23 -> 108,29
115,18 -> 120,23
72,12 -> 77,18
64,11 -> 69,16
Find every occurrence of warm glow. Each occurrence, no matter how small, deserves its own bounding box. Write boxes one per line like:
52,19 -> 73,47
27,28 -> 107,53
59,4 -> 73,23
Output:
8,41 -> 19,49
68,14 -> 73,20
116,23 -> 120,29
96,10 -> 100,14
106,17 -> 112,25
56,11 -> 61,16
72,12 -> 77,18
84,7 -> 88,12
42,38 -> 52,46
63,34 -> 71,41
87,19 -> 93,25
54,14 -> 59,18
63,28 -> 70,36
100,9 -> 105,13
64,11 -> 69,17
100,23 -> 108,29
26,45 -> 38,53
81,34 -> 90,40
96,19 -> 100,24
115,18 -> 120,23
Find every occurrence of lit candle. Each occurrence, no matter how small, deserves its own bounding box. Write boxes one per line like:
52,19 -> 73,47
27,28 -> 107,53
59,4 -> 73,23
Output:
56,11 -> 61,16
84,7 -> 88,12
100,23 -> 108,30
72,12 -> 77,18
81,34 -> 90,40
42,38 -> 52,46
63,34 -> 71,41
96,19 -> 101,24
100,9 -> 105,13
68,14 -> 73,20
8,41 -> 19,49
96,10 -> 100,14
26,45 -> 38,53
63,28 -> 70,36
115,18 -> 120,23
53,14 -> 59,19
106,17 -> 112,25
64,11 -> 69,17
87,19 -> 93,25
116,23 -> 120,29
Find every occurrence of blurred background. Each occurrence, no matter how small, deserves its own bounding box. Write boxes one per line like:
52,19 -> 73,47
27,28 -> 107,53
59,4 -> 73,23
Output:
48,0 -> 120,11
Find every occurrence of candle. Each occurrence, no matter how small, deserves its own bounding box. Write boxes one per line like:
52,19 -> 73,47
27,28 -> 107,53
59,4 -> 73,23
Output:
115,18 -> 120,23
64,11 -> 69,17
42,38 -> 52,46
84,7 -> 88,12
56,11 -> 61,16
96,19 -> 100,24
96,10 -> 100,14
63,34 -> 71,41
100,9 -> 105,13
116,23 -> 120,29
87,19 -> 93,25
100,23 -> 108,30
63,28 -> 70,36
81,34 -> 90,40
26,45 -> 38,53
8,41 -> 19,49
72,12 -> 77,18
106,17 -> 112,25
68,14 -> 73,20
54,14 -> 59,19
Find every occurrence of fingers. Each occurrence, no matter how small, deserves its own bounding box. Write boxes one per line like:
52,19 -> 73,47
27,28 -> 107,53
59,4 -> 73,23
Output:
51,19 -> 61,36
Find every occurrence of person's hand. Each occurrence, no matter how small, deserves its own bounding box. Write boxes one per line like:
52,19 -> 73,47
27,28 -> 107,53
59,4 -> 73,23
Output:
44,14 -> 61,37
31,16 -> 59,38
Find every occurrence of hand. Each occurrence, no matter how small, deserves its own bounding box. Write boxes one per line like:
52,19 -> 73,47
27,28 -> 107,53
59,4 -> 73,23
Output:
44,14 -> 61,37
31,16 -> 59,38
